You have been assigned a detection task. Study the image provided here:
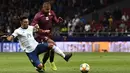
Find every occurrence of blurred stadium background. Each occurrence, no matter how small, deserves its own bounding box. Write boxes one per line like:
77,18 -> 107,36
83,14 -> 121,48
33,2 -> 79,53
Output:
0,0 -> 130,73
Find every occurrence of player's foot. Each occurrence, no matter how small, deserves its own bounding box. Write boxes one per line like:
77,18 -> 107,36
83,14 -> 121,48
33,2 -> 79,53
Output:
42,64 -> 46,71
64,53 -> 72,62
36,68 -> 44,73
50,62 -> 57,71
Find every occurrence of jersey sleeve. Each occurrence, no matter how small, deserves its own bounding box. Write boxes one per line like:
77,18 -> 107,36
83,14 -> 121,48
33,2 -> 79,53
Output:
12,29 -> 18,38
31,13 -> 40,26
51,11 -> 59,23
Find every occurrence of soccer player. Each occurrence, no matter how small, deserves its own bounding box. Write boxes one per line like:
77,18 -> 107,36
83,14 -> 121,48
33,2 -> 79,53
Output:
7,16 -> 72,73
31,2 -> 63,70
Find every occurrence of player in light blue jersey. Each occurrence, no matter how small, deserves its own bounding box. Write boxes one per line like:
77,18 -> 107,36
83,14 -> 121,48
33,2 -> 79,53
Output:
7,16 -> 72,73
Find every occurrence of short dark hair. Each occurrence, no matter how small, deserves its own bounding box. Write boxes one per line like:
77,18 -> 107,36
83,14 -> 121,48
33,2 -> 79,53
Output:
42,2 -> 51,7
43,1 -> 50,4
20,16 -> 28,21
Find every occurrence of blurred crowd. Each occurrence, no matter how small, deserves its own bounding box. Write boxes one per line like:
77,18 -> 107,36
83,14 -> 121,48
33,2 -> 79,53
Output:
0,0 -> 125,38
0,0 -> 40,36
66,6 -> 130,37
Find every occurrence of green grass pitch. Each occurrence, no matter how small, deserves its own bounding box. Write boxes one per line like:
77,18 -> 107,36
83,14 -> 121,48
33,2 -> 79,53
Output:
0,52 -> 130,73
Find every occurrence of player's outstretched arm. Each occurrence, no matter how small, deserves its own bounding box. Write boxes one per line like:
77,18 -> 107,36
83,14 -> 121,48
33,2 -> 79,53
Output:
52,11 -> 63,23
7,29 -> 18,41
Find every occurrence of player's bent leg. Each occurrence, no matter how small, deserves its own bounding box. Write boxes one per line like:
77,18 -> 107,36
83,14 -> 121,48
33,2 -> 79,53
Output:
46,39 -> 57,70
50,49 -> 54,62
36,43 -> 53,71
42,42 -> 72,62
49,49 -> 57,70
26,43 -> 55,73
48,43 -> 72,62
47,39 -> 56,63
42,50 -> 50,71
26,52 -> 44,73
47,39 -> 56,62
43,43 -> 57,70
47,38 -> 55,62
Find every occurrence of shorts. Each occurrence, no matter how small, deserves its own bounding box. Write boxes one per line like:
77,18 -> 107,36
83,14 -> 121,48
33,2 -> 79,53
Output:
36,33 -> 52,43
26,43 -> 49,68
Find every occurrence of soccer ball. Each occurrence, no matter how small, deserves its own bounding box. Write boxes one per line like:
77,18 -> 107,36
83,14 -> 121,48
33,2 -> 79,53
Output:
80,63 -> 90,73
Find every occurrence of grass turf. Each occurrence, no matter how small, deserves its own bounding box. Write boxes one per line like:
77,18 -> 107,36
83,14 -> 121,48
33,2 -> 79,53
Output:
0,52 -> 130,73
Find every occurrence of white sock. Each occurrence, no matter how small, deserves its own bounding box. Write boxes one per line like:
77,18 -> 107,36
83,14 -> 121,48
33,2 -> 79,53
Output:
52,45 -> 65,58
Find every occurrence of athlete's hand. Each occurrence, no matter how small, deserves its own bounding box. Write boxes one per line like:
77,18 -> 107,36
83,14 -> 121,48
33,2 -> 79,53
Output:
7,35 -> 13,41
58,17 -> 63,22
33,24 -> 40,32
34,24 -> 39,29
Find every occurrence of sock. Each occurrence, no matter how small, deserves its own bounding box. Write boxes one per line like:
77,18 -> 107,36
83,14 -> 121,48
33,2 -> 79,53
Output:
50,49 -> 55,62
42,51 -> 50,64
53,45 -> 65,58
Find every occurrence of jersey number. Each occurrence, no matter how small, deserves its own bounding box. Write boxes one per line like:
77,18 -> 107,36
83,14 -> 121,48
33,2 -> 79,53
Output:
27,34 -> 32,38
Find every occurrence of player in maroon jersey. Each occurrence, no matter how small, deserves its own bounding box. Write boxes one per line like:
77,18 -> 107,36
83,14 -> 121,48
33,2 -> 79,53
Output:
31,2 -> 64,71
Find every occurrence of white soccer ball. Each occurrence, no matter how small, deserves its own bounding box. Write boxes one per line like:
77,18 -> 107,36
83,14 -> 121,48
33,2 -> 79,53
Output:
80,63 -> 90,73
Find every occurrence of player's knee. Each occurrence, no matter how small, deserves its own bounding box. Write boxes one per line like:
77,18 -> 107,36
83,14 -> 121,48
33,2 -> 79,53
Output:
47,39 -> 56,45
50,41 -> 56,45
37,63 -> 43,69
48,43 -> 54,49
53,42 -> 56,46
